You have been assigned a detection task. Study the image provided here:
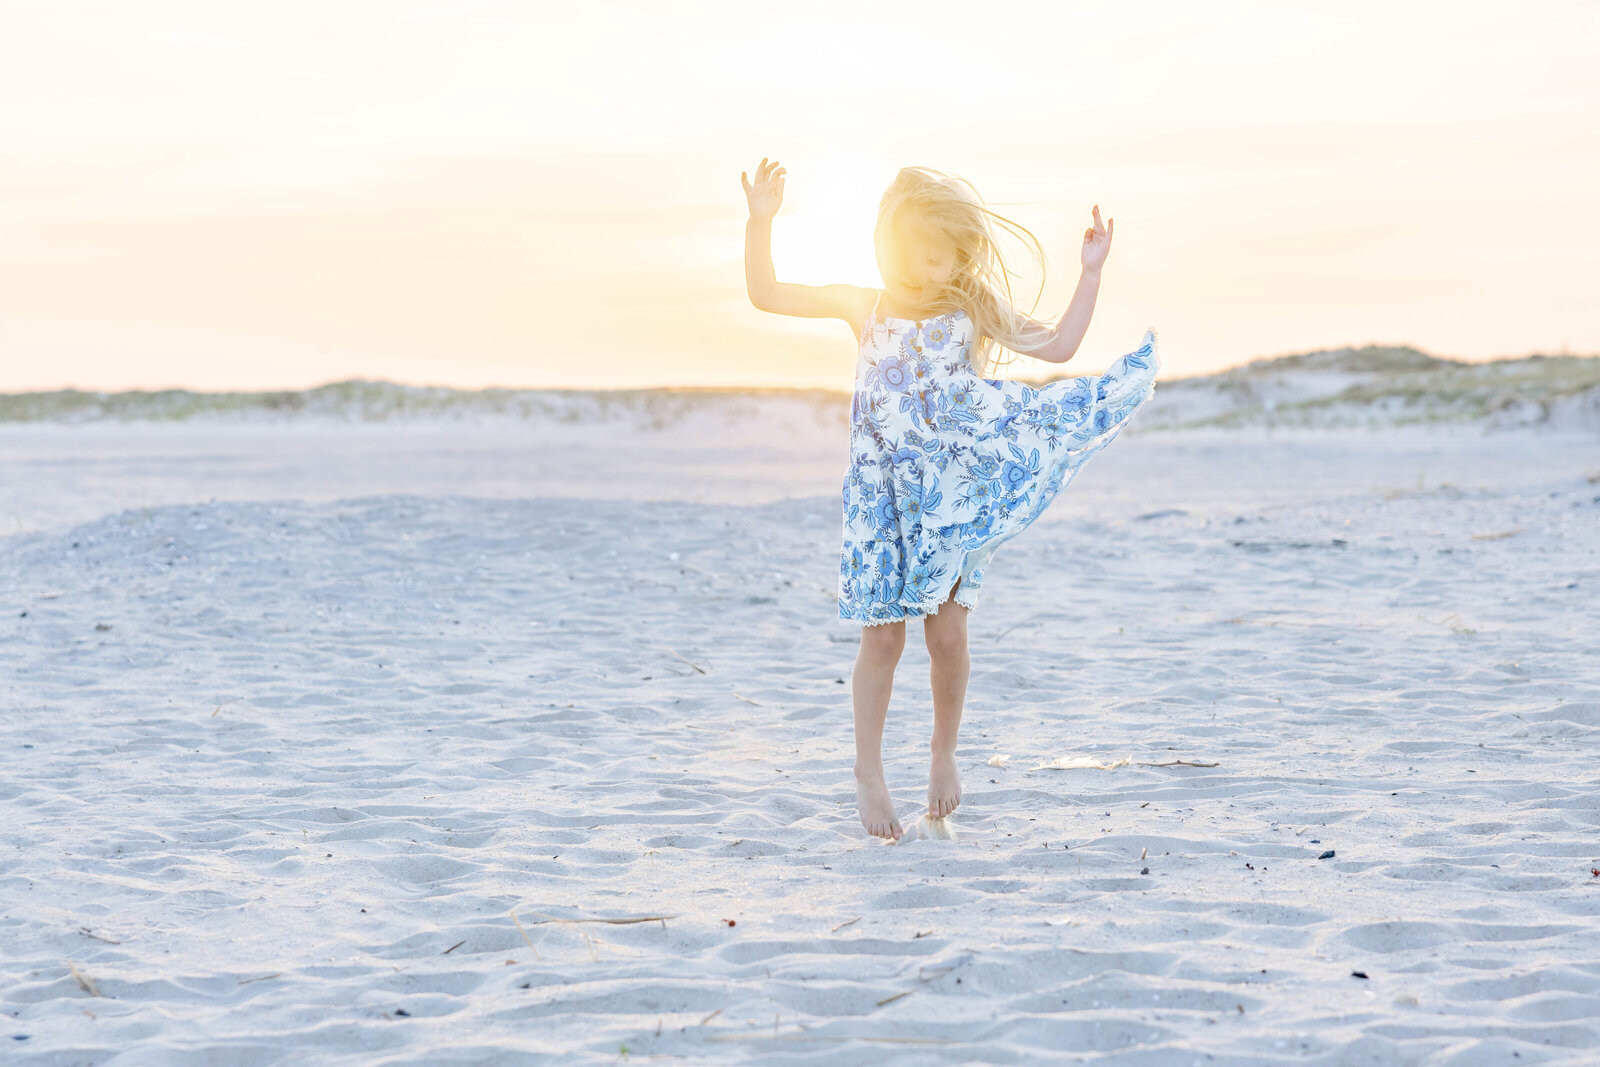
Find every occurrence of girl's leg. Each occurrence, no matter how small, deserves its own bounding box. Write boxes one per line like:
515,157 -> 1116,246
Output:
853,620 -> 906,840
923,580 -> 970,818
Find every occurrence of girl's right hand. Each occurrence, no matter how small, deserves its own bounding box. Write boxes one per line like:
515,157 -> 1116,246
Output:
741,157 -> 785,220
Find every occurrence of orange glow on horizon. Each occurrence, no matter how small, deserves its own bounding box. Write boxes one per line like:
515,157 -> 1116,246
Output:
0,2 -> 1594,392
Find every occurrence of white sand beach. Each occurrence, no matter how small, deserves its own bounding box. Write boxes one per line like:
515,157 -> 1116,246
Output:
3,400 -> 1600,1064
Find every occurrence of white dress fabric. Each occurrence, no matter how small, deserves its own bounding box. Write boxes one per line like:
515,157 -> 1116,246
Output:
838,295 -> 1161,626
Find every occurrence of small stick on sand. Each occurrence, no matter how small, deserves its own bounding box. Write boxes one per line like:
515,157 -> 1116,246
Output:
68,961 -> 100,997
78,927 -> 120,945
875,990 -> 913,1007
1135,759 -> 1219,768
706,1034 -> 954,1045
524,913 -> 680,926
237,973 -> 282,985
663,647 -> 708,674
442,940 -> 466,955
700,1008 -> 723,1025
731,692 -> 768,707
831,917 -> 860,932
993,611 -> 1043,640
509,910 -> 543,958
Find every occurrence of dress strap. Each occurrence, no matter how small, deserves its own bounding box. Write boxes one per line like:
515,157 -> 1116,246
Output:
870,289 -> 882,316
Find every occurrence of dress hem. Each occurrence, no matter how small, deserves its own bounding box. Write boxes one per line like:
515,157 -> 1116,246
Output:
837,327 -> 1160,630
840,587 -> 980,627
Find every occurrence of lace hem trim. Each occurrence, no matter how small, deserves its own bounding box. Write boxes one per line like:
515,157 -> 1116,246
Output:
841,588 -> 981,627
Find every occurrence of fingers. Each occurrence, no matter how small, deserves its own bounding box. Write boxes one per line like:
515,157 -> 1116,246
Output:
1083,209 -> 1114,242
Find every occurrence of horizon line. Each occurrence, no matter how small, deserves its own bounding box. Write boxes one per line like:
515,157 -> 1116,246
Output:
4,342 -> 1595,398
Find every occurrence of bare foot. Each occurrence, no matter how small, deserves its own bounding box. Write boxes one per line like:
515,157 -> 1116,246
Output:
928,748 -> 961,818
855,768 -> 902,841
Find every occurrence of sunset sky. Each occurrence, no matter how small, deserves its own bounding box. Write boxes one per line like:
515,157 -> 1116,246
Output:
1,0 -> 1595,392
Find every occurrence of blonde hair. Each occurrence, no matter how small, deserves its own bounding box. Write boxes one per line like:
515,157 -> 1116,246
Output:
873,166 -> 1052,378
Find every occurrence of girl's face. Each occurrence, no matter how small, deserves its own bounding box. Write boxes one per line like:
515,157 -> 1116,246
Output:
881,217 -> 957,302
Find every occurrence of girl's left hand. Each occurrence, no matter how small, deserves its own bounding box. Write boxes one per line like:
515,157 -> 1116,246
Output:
1081,204 -> 1113,272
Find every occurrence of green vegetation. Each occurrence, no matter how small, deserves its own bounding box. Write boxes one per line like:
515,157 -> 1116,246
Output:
0,379 -> 851,428
1172,353 -> 1600,430
1,344 -> 1594,430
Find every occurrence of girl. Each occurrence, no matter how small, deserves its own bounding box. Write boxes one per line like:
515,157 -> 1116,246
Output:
741,159 -> 1160,841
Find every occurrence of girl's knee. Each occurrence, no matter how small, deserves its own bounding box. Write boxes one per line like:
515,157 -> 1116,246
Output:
925,626 -> 968,662
859,622 -> 906,660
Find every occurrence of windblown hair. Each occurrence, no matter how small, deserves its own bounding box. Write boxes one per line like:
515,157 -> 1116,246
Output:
874,166 -> 1052,379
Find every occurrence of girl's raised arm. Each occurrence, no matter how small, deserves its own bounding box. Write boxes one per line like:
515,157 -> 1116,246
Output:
1019,205 -> 1114,364
743,157 -> 867,324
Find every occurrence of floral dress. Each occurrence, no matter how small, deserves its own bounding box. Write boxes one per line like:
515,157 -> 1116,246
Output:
838,299 -> 1161,626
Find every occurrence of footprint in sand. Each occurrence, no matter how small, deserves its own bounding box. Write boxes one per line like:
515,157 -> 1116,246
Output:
897,814 -> 957,843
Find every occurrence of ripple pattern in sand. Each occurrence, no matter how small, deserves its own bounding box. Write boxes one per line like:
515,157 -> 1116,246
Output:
1,461 -> 1599,1064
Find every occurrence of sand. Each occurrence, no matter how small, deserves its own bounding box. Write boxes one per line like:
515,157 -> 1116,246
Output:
3,416 -> 1599,1064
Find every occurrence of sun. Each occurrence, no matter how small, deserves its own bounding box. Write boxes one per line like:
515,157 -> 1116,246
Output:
768,152 -> 895,289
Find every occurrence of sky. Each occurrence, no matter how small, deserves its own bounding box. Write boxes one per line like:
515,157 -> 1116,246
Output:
0,0 -> 1596,392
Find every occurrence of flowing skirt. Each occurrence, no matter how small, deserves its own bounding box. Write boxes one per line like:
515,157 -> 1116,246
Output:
837,328 -> 1161,626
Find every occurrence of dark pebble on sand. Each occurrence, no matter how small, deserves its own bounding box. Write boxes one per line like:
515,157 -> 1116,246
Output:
1140,867 -> 1150,875
1351,971 -> 1369,980
1318,850 -> 1336,859
394,1009 -> 411,1017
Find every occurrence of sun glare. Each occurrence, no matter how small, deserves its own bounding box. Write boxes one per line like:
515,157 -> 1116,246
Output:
768,152 -> 894,290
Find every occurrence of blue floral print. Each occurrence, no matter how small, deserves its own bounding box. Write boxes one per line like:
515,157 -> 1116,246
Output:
839,307 -> 1161,626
